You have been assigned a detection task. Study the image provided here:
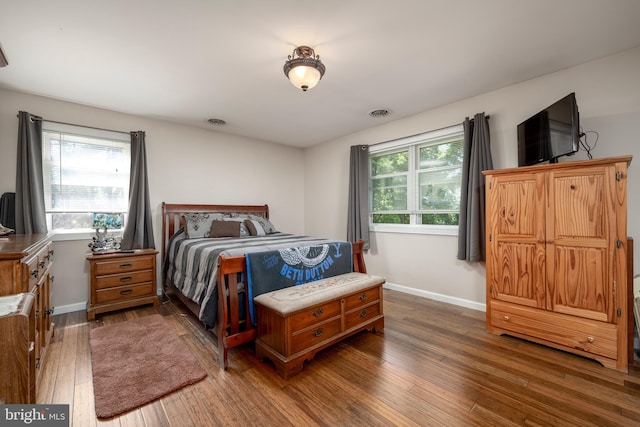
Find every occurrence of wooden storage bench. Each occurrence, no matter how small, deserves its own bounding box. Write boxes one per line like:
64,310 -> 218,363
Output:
254,272 -> 385,379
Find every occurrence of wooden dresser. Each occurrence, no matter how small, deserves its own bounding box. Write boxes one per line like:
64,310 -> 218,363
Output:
0,234 -> 55,401
484,156 -> 631,371
87,249 -> 159,320
0,293 -> 35,404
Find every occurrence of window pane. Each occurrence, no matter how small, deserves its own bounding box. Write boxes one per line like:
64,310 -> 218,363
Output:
372,176 -> 407,211
373,214 -> 410,224
42,125 -> 130,231
419,168 -> 462,211
368,124 -> 464,230
44,132 -> 130,213
419,139 -> 463,169
371,150 -> 408,176
421,213 -> 459,225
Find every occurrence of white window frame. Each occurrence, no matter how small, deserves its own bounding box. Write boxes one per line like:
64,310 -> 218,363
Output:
369,124 -> 463,236
41,121 -> 131,239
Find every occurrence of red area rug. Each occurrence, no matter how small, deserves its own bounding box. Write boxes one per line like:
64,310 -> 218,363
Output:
89,314 -> 207,419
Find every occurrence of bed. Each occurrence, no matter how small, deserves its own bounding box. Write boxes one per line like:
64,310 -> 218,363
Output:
161,202 -> 367,368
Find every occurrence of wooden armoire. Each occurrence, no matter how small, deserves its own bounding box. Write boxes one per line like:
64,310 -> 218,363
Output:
483,156 -> 632,371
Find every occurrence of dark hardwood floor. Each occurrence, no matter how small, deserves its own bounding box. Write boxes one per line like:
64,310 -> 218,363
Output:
38,289 -> 640,426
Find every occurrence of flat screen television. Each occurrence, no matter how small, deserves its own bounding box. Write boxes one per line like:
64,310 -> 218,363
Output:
517,92 -> 580,166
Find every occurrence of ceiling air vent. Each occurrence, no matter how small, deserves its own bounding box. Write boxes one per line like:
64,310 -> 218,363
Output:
369,109 -> 389,118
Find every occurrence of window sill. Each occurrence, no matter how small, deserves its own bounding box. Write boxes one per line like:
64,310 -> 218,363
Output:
370,224 -> 458,236
49,229 -> 123,242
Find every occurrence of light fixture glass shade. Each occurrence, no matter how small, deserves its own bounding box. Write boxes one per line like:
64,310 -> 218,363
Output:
283,46 -> 325,92
287,65 -> 322,91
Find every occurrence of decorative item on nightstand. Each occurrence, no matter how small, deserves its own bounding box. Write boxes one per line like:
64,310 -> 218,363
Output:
90,213 -> 123,252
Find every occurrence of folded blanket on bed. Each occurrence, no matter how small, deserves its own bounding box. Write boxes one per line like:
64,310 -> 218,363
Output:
245,241 -> 353,323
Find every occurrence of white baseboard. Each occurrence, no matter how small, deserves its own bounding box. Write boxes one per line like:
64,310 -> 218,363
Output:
383,282 -> 486,312
53,302 -> 87,315
52,286 -> 485,316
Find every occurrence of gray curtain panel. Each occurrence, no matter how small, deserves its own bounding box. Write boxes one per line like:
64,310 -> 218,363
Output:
457,113 -> 493,262
347,144 -> 370,250
15,111 -> 47,234
121,131 -> 155,249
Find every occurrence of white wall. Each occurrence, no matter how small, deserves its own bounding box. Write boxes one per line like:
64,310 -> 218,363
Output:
304,47 -> 640,310
2,47 -> 638,314
0,89 -> 305,312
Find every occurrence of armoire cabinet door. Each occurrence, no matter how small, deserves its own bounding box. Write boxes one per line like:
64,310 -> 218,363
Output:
487,172 -> 546,309
546,166 -> 617,322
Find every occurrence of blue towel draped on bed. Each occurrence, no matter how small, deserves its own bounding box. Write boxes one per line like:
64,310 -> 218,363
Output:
245,241 -> 353,323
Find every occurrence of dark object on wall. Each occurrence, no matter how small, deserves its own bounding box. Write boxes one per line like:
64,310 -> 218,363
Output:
517,92 -> 580,166
0,192 -> 16,230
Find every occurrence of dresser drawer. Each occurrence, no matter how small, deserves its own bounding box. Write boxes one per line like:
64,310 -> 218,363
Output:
290,300 -> 341,333
95,282 -> 155,304
290,318 -> 342,354
344,286 -> 380,311
95,270 -> 155,290
490,301 -> 617,360
345,302 -> 381,330
25,255 -> 40,290
93,256 -> 154,276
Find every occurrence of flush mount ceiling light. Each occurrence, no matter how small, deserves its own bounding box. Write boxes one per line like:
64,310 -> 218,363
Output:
283,46 -> 325,92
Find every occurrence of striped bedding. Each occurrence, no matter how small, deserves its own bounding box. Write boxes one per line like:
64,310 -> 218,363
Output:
163,228 -> 342,328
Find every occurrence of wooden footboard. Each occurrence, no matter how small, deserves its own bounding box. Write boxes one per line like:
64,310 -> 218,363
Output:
161,202 -> 367,369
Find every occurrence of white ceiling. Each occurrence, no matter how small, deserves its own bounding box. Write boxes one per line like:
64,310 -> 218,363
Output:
1,0 -> 640,148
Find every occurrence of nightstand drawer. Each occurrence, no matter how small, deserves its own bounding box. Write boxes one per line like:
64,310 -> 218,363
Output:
93,256 -> 154,276
95,270 -> 155,290
95,282 -> 155,304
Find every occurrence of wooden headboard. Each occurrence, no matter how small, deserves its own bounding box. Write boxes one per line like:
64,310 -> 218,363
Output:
161,202 -> 269,261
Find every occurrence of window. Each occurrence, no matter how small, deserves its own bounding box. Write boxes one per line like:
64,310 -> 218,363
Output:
42,122 -> 130,231
369,125 -> 463,233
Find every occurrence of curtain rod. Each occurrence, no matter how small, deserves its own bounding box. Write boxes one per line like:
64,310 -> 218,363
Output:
367,114 -> 490,148
17,113 -> 130,136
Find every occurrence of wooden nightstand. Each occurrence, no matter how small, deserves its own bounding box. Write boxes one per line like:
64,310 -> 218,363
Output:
86,249 -> 160,320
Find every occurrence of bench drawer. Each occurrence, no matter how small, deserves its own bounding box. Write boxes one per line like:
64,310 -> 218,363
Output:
290,300 -> 341,333
345,302 -> 381,330
290,318 -> 342,354
344,286 -> 380,311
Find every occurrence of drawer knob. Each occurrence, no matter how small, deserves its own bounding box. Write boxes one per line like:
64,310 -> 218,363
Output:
587,336 -> 595,343
120,276 -> 133,282
31,269 -> 39,278
503,315 -> 510,321
313,328 -> 324,337
359,309 -> 368,318
359,293 -> 368,301
312,307 -> 324,317
120,263 -> 133,268
40,261 -> 46,268
120,289 -> 133,295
